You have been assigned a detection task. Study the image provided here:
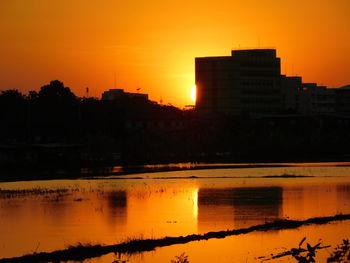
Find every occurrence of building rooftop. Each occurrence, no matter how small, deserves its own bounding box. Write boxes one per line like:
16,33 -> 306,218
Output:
195,49 -> 277,60
338,84 -> 350,90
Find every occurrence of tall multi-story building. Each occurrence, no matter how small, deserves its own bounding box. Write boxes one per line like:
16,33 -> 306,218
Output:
195,49 -> 282,116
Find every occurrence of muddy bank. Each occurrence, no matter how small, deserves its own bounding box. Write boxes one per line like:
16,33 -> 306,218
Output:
1,161 -> 347,183
0,162 -> 292,183
1,214 -> 350,263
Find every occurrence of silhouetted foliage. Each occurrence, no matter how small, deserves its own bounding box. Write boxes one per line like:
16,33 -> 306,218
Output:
28,80 -> 79,142
38,80 -> 77,104
0,89 -> 25,102
328,239 -> 350,262
0,89 -> 27,141
170,253 -> 189,263
261,238 -> 350,263
28,90 -> 39,102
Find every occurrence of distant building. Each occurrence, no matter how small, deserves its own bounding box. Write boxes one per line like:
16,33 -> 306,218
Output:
102,89 -> 148,101
195,49 -> 283,116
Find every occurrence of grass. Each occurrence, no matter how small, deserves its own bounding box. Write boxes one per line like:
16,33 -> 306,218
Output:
170,253 -> 189,263
259,238 -> 350,262
0,187 -> 77,199
169,239 -> 350,263
327,239 -> 350,263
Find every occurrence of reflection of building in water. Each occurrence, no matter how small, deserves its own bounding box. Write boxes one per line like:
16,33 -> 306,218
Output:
197,187 -> 283,232
125,188 -> 198,238
281,186 -> 305,219
232,187 -> 282,228
336,184 -> 350,213
197,188 -> 236,233
282,184 -> 350,220
105,191 -> 127,230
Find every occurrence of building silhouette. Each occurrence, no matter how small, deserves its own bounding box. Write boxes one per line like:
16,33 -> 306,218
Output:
102,89 -> 148,101
297,83 -> 336,114
335,85 -> 350,113
197,187 -> 282,232
195,49 -> 350,116
195,49 -> 282,116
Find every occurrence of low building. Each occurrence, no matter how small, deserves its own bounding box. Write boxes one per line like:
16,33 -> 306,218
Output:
297,83 -> 336,114
102,89 -> 148,101
335,85 -> 350,113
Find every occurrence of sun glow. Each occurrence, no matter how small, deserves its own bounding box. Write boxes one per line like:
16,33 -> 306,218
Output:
190,85 -> 196,103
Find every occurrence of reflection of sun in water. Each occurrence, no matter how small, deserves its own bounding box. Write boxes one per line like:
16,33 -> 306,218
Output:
192,188 -> 198,218
190,85 -> 196,103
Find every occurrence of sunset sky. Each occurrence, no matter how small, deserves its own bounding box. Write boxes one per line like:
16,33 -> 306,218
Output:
1,0 -> 349,107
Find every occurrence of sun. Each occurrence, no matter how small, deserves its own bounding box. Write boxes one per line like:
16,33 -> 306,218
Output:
190,85 -> 196,103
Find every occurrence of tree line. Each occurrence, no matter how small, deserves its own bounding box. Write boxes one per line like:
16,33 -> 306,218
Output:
1,80 -> 350,167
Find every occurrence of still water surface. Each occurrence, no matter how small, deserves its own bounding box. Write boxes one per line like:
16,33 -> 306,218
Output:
1,163 -> 350,262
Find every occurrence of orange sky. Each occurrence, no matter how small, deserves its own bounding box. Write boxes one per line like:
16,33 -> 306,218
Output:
0,0 -> 349,107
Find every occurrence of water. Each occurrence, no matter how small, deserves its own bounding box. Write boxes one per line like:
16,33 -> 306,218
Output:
1,163 -> 350,262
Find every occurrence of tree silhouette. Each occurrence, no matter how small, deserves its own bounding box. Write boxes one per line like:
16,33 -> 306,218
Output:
0,89 -> 25,101
0,90 -> 27,141
28,90 -> 39,102
38,80 -> 76,104
34,80 -> 79,142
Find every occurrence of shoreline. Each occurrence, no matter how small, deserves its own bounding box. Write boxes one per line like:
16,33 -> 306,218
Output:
1,161 -> 350,183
